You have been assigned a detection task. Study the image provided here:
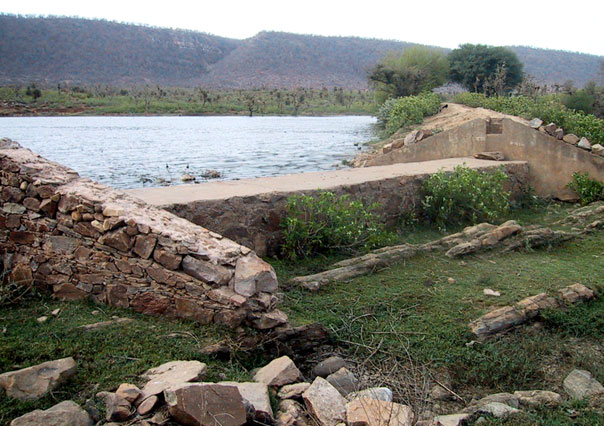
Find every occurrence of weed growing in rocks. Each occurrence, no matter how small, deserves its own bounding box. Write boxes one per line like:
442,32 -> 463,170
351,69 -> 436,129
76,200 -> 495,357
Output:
567,172 -> 604,205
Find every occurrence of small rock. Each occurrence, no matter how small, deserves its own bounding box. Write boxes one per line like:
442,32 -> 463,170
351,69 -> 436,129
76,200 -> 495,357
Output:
313,356 -> 346,377
278,382 -> 311,399
137,395 -> 158,416
79,318 -> 133,331
543,122 -> 557,136
513,390 -> 562,407
116,383 -> 141,404
471,392 -> 519,409
476,402 -> 520,418
474,151 -> 505,161
180,173 -> 195,182
430,384 -> 453,401
578,137 -> 592,150
529,118 -> 543,129
433,413 -> 470,426
165,382 -> 247,426
563,133 -> 580,145
553,128 -> 564,140
51,308 -> 61,316
346,398 -> 414,426
36,316 -> 48,323
326,367 -> 359,396
563,369 -> 604,400
10,400 -> 93,426
276,399 -> 307,426
303,377 -> 347,425
348,387 -> 393,402
104,393 -> 132,422
447,277 -> 456,284
201,169 -> 222,179
592,144 -> 604,156
0,357 -> 77,400
221,381 -> 274,422
253,356 -> 302,387
483,288 -> 501,297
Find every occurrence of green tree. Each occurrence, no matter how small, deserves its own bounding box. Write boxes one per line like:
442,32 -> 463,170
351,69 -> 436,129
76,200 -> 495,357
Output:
448,44 -> 523,94
369,46 -> 449,103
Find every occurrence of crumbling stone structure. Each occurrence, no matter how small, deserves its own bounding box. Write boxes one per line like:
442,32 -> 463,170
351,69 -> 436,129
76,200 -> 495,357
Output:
0,139 -> 286,330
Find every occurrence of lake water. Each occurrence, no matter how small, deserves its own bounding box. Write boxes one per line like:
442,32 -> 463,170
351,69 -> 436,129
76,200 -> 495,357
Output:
0,115 -> 375,189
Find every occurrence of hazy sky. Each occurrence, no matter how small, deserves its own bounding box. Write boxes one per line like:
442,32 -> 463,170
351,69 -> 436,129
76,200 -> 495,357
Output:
3,0 -> 603,56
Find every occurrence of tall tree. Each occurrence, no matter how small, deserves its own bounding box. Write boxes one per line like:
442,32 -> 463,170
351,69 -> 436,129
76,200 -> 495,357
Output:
369,46 -> 449,103
448,44 -> 523,94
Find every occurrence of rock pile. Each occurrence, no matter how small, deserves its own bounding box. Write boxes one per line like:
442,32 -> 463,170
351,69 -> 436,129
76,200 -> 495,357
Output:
531,119 -> 604,157
0,138 -> 285,330
381,129 -> 434,154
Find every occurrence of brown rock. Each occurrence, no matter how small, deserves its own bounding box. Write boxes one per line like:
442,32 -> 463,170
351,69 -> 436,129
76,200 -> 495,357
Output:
53,283 -> 88,301
182,255 -> 232,286
22,197 -> 40,211
43,235 -> 80,254
0,357 -> 77,400
137,395 -> 158,416
102,217 -> 124,232
254,356 -> 302,387
165,383 -> 247,426
72,221 -> 100,238
233,253 -> 278,297
141,360 -> 207,397
278,382 -> 311,399
106,284 -> 129,308
346,398 -> 414,426
104,392 -> 132,422
1,186 -> 24,203
9,231 -> 35,244
174,298 -> 214,324
9,263 -> 33,286
153,249 -> 182,270
253,309 -> 288,330
10,400 -> 93,426
474,151 -> 505,161
213,308 -> 248,328
38,198 -> 57,216
99,228 -> 132,252
563,133 -> 580,145
130,292 -> 170,316
327,367 -> 359,396
313,356 -> 346,377
302,377 -> 347,425
220,381 -> 274,422
543,122 -> 557,136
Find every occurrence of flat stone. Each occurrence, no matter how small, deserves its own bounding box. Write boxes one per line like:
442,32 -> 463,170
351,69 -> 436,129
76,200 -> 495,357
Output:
475,402 -> 520,418
99,228 -> 132,252
0,357 -> 77,400
348,387 -> 393,402
141,360 -> 207,397
276,399 -> 307,426
2,203 -> 26,214
529,118 -> 543,129
513,390 -> 562,407
592,144 -> 604,156
563,369 -> 604,400
132,234 -> 156,259
471,392 -> 519,409
253,355 -> 302,387
278,382 -> 311,399
10,400 -> 93,426
346,398 -> 414,426
182,255 -> 232,286
153,249 -> 182,270
79,318 -> 133,331
302,377 -> 347,426
220,381 -> 274,422
253,309 -> 288,330
313,356 -> 346,377
563,133 -> 580,145
137,395 -> 158,416
326,367 -> 359,396
483,288 -> 501,297
102,205 -> 125,217
474,151 -> 505,161
165,382 -> 247,426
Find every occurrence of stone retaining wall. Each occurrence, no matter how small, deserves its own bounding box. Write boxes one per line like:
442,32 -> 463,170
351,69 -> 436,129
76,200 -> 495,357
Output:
164,162 -> 529,257
0,139 -> 285,330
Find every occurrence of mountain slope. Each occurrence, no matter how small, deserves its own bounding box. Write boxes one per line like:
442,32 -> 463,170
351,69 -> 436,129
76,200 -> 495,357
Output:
0,15 -> 602,89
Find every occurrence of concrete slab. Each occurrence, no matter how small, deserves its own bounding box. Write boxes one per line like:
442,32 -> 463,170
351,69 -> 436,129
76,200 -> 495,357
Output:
127,157 -> 526,206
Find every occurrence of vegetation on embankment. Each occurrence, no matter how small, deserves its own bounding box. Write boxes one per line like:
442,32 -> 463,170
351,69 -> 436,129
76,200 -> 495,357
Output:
455,92 -> 604,144
0,86 -> 376,117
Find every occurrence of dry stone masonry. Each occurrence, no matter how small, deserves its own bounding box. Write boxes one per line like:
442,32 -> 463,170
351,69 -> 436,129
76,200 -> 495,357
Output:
0,138 -> 285,330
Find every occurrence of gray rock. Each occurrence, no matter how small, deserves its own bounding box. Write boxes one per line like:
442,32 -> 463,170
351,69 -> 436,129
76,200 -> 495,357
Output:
302,377 -> 347,425
10,400 -> 93,426
563,369 -> 604,400
141,360 -> 207,397
182,255 -> 232,286
313,356 -> 346,377
430,384 -> 454,401
592,144 -> 604,156
578,137 -> 592,150
476,402 -> 520,418
2,203 -> 26,214
513,390 -> 562,407
326,367 -> 359,396
473,392 -> 519,409
165,382 -> 247,426
253,356 -> 302,387
0,357 -> 76,400
348,387 -> 393,402
529,118 -> 543,129
474,151 -> 505,161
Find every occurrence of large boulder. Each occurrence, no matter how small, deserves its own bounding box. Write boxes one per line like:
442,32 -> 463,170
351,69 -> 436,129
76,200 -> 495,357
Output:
563,369 -> 604,400
346,398 -> 414,426
0,357 -> 76,400
302,377 -> 346,425
253,356 -> 302,387
165,383 -> 247,426
10,400 -> 92,426
141,360 -> 207,397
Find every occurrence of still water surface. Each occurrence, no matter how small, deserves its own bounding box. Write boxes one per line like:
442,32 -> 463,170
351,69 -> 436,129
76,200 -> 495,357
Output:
0,115 -> 375,189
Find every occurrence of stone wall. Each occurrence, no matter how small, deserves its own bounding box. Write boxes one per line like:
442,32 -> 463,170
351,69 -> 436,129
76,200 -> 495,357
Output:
0,139 -> 286,330
359,118 -> 604,200
164,162 -> 529,257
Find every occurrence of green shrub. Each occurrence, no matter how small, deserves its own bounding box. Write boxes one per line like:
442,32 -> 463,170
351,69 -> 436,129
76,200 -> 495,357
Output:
385,92 -> 441,135
422,165 -> 511,229
567,172 -> 604,205
454,93 -> 604,144
281,191 -> 396,259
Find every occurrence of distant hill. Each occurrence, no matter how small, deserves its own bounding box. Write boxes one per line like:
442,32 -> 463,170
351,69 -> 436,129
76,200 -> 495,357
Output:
0,15 -> 602,89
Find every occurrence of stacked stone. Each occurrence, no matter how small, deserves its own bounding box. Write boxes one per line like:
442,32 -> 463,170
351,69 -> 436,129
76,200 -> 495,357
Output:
0,138 -> 286,330
530,119 -> 604,157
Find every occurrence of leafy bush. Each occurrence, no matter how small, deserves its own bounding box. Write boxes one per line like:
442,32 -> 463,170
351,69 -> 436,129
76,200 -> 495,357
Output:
454,92 -> 604,144
422,165 -> 511,229
567,172 -> 604,205
281,191 -> 396,259
385,92 -> 441,135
